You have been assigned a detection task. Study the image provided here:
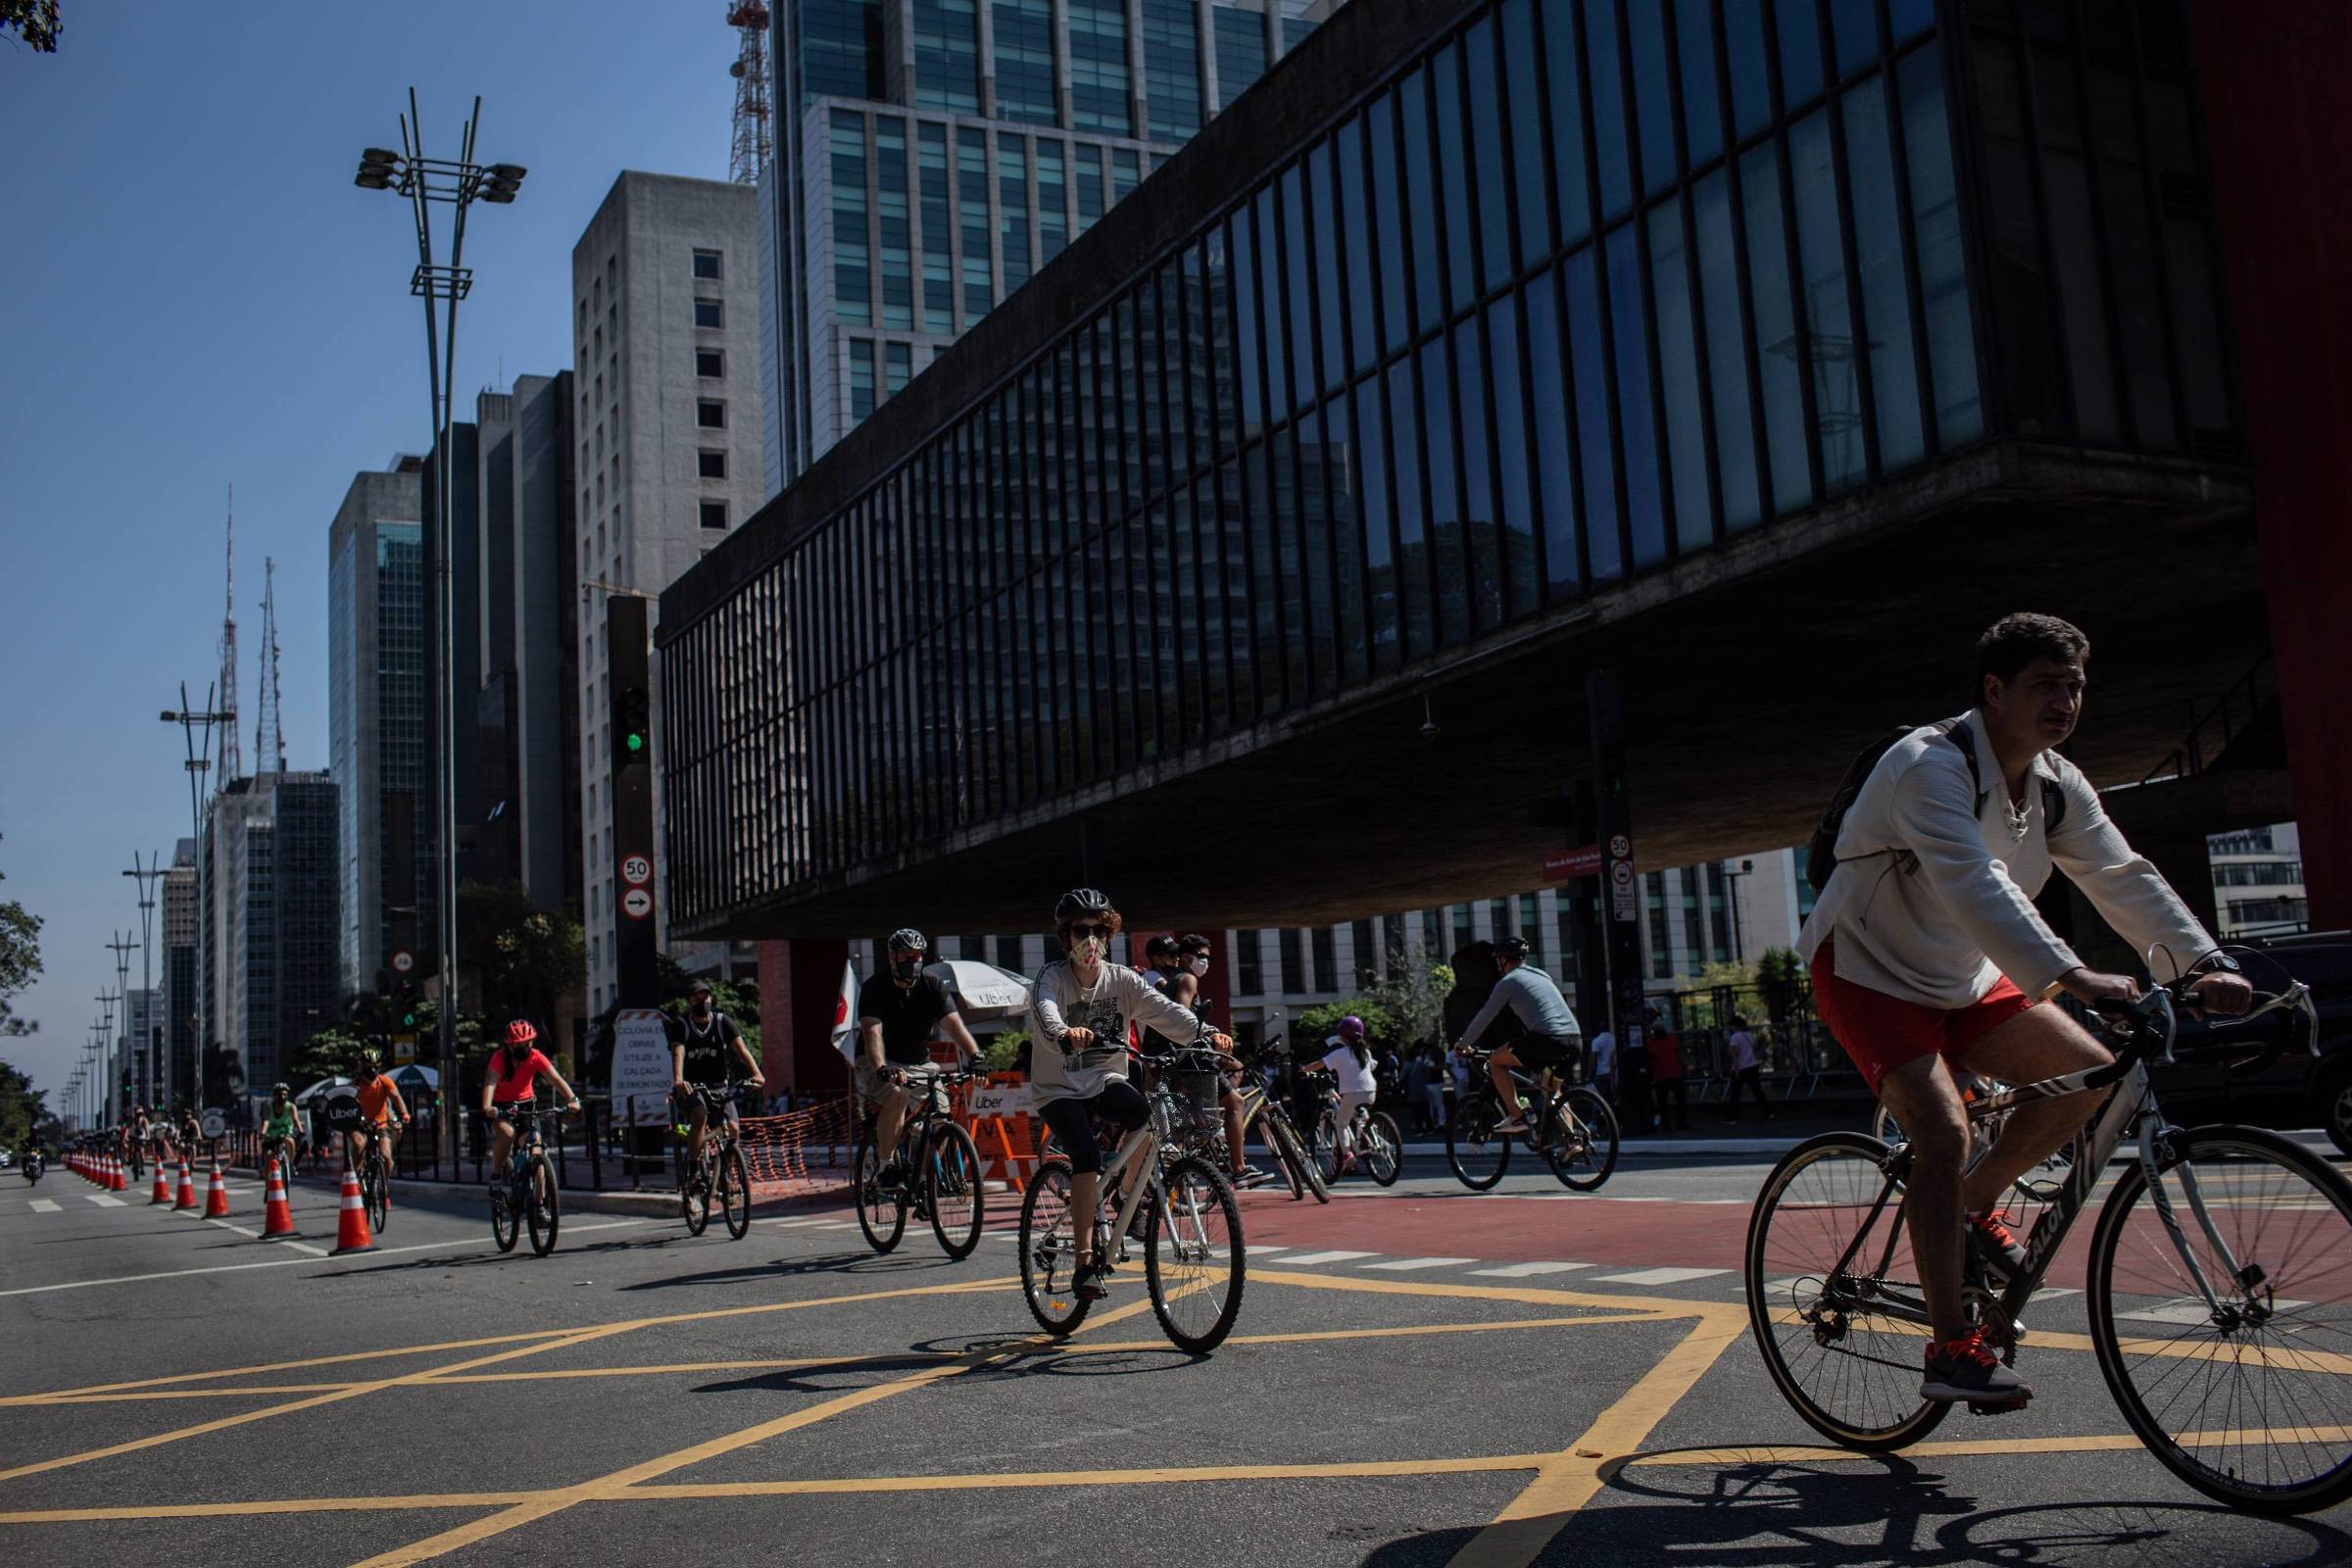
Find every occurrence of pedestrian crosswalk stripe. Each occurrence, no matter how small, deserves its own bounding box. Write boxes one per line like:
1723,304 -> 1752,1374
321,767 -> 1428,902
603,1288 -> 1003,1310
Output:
1468,1261 -> 1593,1277
1272,1250 -> 1381,1266
84,1196 -> 125,1207
1361,1257 -> 1478,1271
27,1199 -> 59,1213
1590,1266 -> 1731,1286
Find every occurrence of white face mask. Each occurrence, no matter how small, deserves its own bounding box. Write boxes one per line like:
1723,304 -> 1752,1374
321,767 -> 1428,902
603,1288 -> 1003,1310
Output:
1187,956 -> 1209,977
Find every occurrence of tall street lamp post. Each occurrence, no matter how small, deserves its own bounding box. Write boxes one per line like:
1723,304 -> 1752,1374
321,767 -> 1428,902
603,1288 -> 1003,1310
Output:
163,686 -> 231,1108
107,935 -> 134,1121
124,853 -> 164,1110
354,93 -> 526,1169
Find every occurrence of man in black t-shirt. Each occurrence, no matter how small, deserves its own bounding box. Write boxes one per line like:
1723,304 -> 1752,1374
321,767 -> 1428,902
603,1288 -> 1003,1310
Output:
858,929 -> 983,1187
670,978 -> 765,1189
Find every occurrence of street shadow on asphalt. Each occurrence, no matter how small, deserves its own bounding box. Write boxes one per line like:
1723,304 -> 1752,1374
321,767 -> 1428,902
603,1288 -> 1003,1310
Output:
309,1235 -> 698,1277
614,1250 -> 964,1291
682,1333 -> 1196,1396
1359,1456 -> 2352,1566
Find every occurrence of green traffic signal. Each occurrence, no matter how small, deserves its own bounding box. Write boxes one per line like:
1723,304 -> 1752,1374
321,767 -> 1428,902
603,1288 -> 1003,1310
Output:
626,732 -> 645,754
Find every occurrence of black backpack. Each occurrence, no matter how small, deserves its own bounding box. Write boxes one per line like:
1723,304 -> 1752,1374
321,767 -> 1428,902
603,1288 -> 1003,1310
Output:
1806,718 -> 2067,894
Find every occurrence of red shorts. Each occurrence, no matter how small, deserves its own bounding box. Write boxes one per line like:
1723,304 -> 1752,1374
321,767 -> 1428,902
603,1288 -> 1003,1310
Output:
1810,939 -> 2038,1094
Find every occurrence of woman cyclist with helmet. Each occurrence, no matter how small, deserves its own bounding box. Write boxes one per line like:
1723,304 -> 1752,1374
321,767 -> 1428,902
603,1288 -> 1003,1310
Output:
480,1020 -> 580,1200
1307,1015 -> 1379,1175
1029,887 -> 1236,1300
260,1083 -> 301,1179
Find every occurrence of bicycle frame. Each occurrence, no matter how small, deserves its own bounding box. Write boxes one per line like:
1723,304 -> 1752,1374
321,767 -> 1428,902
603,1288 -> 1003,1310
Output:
1831,984 -> 2316,1336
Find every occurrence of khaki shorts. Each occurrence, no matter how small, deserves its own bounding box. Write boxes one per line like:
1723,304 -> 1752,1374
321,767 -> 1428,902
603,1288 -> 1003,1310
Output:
857,1060 -> 942,1105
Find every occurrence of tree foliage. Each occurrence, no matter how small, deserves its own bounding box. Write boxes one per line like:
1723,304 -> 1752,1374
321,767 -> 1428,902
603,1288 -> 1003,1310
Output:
459,881 -> 586,1027
0,1057 -> 49,1149
1296,998 -> 1400,1051
579,953 -> 760,1085
1355,959 -> 1454,1050
0,1 -> 60,52
1755,946 -> 1806,1023
0,900 -> 42,1001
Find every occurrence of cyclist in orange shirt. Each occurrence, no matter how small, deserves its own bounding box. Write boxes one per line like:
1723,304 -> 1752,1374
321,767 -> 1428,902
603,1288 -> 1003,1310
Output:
345,1050 -> 412,1171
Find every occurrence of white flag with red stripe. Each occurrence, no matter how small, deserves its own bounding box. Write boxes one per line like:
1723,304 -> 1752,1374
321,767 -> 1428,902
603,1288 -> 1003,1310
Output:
830,960 -> 860,1062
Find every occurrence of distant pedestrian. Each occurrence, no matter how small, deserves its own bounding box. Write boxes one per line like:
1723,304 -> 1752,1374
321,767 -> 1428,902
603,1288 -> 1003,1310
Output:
1725,1015 -> 1771,1122
1589,1026 -> 1618,1105
1645,1008 -> 1689,1132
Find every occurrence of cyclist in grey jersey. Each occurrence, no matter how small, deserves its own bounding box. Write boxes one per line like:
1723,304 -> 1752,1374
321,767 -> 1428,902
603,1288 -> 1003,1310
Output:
1455,938 -> 1583,1134
1030,887 -> 1233,1298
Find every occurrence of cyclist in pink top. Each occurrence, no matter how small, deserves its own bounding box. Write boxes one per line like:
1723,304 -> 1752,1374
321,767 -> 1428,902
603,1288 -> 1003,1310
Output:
480,1020 -> 580,1192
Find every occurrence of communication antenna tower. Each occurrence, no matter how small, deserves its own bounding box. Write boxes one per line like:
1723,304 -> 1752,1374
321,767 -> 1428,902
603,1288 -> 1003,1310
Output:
256,558 -> 285,777
727,2 -> 772,184
218,486 -> 242,781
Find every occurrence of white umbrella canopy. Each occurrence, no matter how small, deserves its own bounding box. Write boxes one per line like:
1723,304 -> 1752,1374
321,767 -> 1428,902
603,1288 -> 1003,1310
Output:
291,1076 -> 355,1105
921,958 -> 1032,1018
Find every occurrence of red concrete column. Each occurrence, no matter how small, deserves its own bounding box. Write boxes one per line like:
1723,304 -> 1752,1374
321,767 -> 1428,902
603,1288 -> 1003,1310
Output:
2191,1 -> 2352,929
756,938 -> 853,1100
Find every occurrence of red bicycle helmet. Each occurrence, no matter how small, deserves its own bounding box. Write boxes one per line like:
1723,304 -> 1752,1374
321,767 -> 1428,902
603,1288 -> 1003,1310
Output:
503,1019 -> 539,1048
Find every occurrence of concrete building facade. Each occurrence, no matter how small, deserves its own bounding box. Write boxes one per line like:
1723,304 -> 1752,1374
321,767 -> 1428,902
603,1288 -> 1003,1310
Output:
760,0 -> 1350,494
572,172 -> 767,1014
328,460 -> 430,1001
206,771 -> 340,1092
2208,821 -> 2306,940
161,839 -> 197,1107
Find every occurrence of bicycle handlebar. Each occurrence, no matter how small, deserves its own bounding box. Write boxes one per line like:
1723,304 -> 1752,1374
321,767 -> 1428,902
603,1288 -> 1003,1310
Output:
2089,978 -> 2316,1083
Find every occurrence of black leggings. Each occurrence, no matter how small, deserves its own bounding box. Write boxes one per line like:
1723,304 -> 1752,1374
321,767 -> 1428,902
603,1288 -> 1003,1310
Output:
1039,1081 -> 1150,1174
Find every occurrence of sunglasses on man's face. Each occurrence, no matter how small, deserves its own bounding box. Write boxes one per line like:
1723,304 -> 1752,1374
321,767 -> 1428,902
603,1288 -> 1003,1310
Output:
1065,923 -> 1112,942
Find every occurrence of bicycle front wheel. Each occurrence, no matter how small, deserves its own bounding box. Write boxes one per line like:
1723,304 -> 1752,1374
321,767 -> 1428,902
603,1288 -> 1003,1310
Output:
718,1145 -> 753,1240
366,1156 -> 390,1235
852,1134 -> 906,1253
1545,1088 -> 1620,1193
526,1157 -> 561,1256
491,1175 -> 521,1253
1146,1156 -> 1245,1353
1362,1111 -> 1404,1188
1311,1112 -> 1342,1186
1446,1096 -> 1511,1191
1746,1132 -> 1948,1450
926,1122 -> 986,1260
1260,1109 -> 1306,1201
2086,1124 -> 2352,1514
1018,1158 -> 1091,1337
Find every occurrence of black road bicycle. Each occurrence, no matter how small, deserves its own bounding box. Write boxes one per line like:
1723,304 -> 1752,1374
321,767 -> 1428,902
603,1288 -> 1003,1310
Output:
677,1084 -> 754,1241
489,1103 -> 569,1257
1745,966 -> 2351,1513
1446,1048 -> 1620,1193
852,1067 -> 985,1259
355,1121 -> 401,1235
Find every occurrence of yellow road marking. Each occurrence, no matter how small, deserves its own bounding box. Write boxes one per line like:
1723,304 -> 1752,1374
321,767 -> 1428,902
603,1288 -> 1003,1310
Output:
0,1494 -> 540,1525
1,1329 -> 576,1403
1633,1424 -> 2352,1468
623,1453 -> 1557,1498
351,1294 -> 1165,1568
1250,1267 -> 1686,1316
1446,1307 -> 1748,1568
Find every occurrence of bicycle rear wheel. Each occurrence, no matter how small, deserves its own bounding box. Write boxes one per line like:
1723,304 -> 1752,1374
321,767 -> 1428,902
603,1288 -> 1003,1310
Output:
1362,1111 -> 1403,1188
1279,1109 -> 1330,1203
2086,1124 -> 2352,1514
1745,1132 -> 1948,1450
1544,1087 -> 1619,1192
718,1144 -> 753,1240
853,1136 -> 906,1253
525,1156 -> 561,1256
1018,1158 -> 1091,1337
1311,1111 -> 1342,1186
1146,1156 -> 1246,1353
682,1144 -> 711,1237
926,1122 -> 986,1260
1446,1095 -> 1511,1191
1259,1109 -> 1305,1201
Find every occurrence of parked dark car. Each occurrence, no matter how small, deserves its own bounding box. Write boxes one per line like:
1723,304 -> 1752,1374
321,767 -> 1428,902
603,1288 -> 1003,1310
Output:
2147,932 -> 2352,1153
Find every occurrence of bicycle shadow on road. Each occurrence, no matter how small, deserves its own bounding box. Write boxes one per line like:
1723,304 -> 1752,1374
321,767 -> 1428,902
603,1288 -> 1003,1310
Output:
681,1333 -> 1194,1396
615,1250 -> 966,1292
1357,1457 -> 2352,1567
312,1235 -> 693,1278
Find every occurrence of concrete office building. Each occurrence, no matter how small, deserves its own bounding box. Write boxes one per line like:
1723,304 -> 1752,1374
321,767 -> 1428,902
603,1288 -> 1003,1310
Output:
161,839 -> 197,1107
760,0 -> 1351,494
428,375 -> 583,910
573,172 -> 767,1013
2209,821 -> 2306,939
206,771 -> 340,1092
327,460 -> 430,1000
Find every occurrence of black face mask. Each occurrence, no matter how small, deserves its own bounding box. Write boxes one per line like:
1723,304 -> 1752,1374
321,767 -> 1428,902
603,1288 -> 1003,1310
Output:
892,956 -> 922,982
690,1001 -> 711,1018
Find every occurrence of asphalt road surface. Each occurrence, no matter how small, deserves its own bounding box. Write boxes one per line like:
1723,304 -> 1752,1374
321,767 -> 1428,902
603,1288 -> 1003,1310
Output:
4,1146 -> 2350,1566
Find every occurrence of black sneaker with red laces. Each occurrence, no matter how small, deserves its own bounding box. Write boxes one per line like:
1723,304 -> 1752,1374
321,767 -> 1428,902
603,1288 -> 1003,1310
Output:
1968,1209 -> 2030,1285
1921,1326 -> 2032,1404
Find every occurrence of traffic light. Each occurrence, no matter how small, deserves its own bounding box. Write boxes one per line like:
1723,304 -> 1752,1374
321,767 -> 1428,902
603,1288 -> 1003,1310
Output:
615,682 -> 650,770
395,980 -> 419,1032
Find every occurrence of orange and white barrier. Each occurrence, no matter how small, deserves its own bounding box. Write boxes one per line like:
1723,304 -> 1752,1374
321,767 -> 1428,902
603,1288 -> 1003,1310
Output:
173,1158 -> 197,1210
203,1160 -> 231,1218
329,1168 -> 375,1254
260,1158 -> 298,1239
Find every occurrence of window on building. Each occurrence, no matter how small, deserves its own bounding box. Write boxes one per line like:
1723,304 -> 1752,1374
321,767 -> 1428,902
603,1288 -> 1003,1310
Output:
697,348 -> 724,378
912,0 -> 982,113
1236,929 -> 1263,994
695,298 -> 724,329
1215,5 -> 1268,110
1310,927 -> 1337,993
1068,1 -> 1132,134
700,501 -> 728,531
1142,0 -> 1202,140
697,400 -> 726,428
996,934 -> 1024,973
693,249 -> 722,279
850,339 -> 877,421
698,450 -> 727,479
1350,919 -> 1377,985
995,0 -> 1058,125
885,341 -> 913,397
1278,928 -> 1304,995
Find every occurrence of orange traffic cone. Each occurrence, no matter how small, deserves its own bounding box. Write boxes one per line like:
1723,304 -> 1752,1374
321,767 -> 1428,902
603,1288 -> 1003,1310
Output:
111,1156 -> 126,1192
204,1160 -> 231,1218
329,1167 -> 376,1254
260,1158 -> 299,1240
173,1158 -> 197,1210
150,1159 -> 172,1204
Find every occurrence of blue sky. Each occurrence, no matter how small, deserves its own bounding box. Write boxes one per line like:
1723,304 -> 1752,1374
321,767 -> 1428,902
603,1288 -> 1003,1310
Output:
0,3 -> 748,1105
